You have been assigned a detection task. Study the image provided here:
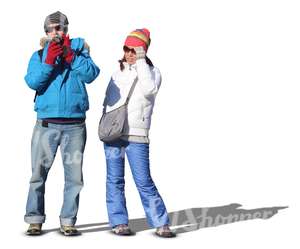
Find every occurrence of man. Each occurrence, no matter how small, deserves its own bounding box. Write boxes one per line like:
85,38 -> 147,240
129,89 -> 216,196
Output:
24,11 -> 100,236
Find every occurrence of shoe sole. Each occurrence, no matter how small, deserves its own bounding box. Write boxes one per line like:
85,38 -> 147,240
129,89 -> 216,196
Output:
111,230 -> 133,236
26,231 -> 42,236
155,231 -> 176,238
59,228 -> 80,236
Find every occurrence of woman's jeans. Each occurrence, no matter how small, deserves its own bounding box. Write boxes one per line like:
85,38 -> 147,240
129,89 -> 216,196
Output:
104,139 -> 170,228
24,120 -> 86,226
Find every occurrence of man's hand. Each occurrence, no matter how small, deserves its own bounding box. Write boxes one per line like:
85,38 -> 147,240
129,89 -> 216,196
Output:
62,34 -> 74,64
45,42 -> 63,65
134,46 -> 146,60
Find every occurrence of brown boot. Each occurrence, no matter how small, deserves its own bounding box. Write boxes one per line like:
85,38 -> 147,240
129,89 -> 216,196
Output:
26,223 -> 42,236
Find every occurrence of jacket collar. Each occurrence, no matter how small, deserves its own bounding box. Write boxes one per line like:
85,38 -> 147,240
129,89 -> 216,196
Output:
123,62 -> 137,71
39,37 -> 90,53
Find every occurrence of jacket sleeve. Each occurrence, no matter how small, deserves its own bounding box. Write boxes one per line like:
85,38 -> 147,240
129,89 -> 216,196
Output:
135,58 -> 162,98
24,51 -> 55,91
103,76 -> 122,107
71,47 -> 100,84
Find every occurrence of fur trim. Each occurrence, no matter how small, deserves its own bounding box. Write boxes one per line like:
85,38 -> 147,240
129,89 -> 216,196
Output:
40,37 -> 48,48
39,37 -> 90,52
84,42 -> 90,53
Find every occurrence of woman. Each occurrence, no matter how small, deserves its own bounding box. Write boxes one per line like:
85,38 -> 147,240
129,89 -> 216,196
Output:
102,28 -> 175,238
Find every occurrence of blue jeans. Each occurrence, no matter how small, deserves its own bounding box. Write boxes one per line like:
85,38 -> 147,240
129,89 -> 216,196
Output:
24,120 -> 86,226
104,139 -> 170,228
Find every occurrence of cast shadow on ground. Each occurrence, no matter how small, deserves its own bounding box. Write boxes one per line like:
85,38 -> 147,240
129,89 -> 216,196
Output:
42,203 -> 288,235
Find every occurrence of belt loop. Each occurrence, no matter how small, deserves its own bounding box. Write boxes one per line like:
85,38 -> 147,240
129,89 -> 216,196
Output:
42,120 -> 49,128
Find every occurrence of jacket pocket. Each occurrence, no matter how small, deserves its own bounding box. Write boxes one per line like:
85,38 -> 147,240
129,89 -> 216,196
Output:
34,93 -> 57,111
141,103 -> 145,121
67,75 -> 89,111
141,103 -> 153,121
68,74 -> 82,93
66,93 -> 81,112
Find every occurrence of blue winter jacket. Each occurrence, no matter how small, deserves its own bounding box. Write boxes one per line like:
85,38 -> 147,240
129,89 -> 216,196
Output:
25,38 -> 100,119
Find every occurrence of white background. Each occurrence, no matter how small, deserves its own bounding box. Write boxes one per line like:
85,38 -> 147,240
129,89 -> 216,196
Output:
0,0 -> 298,248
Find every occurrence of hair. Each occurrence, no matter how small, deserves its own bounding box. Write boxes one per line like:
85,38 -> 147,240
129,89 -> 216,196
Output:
119,56 -> 154,71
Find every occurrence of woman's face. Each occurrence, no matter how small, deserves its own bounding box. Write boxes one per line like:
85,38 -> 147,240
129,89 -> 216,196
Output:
124,46 -> 137,65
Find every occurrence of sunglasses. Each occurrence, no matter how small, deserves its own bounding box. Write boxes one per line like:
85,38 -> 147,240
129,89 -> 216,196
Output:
46,24 -> 67,33
123,46 -> 136,54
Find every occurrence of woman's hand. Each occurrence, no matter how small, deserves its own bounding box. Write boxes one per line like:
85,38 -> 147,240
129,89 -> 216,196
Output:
134,46 -> 146,60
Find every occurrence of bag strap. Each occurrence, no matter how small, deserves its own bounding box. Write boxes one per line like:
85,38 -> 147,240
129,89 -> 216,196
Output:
38,48 -> 44,60
125,77 -> 138,105
103,77 -> 138,114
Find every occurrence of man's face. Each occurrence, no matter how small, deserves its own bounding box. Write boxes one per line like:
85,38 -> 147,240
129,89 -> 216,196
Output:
46,23 -> 66,39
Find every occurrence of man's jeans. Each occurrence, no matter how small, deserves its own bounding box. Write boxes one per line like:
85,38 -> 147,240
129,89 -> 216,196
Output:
24,120 -> 86,226
104,139 -> 170,228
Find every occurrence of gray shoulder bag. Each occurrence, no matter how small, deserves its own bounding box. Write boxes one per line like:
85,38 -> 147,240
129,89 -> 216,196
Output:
98,78 -> 137,142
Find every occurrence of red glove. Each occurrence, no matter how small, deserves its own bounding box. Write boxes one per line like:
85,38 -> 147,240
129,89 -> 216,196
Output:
45,42 -> 63,65
62,34 -> 74,64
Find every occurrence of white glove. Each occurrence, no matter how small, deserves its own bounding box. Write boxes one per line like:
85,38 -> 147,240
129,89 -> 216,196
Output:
134,46 -> 146,60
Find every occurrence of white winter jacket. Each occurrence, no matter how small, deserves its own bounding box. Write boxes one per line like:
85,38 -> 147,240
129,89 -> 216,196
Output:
103,58 -> 162,137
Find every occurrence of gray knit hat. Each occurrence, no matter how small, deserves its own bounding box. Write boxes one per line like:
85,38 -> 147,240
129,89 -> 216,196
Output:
44,11 -> 69,33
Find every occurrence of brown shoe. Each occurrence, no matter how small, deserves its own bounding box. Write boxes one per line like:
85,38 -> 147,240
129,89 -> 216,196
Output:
111,224 -> 133,236
26,223 -> 42,236
60,225 -> 81,236
155,225 -> 176,238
